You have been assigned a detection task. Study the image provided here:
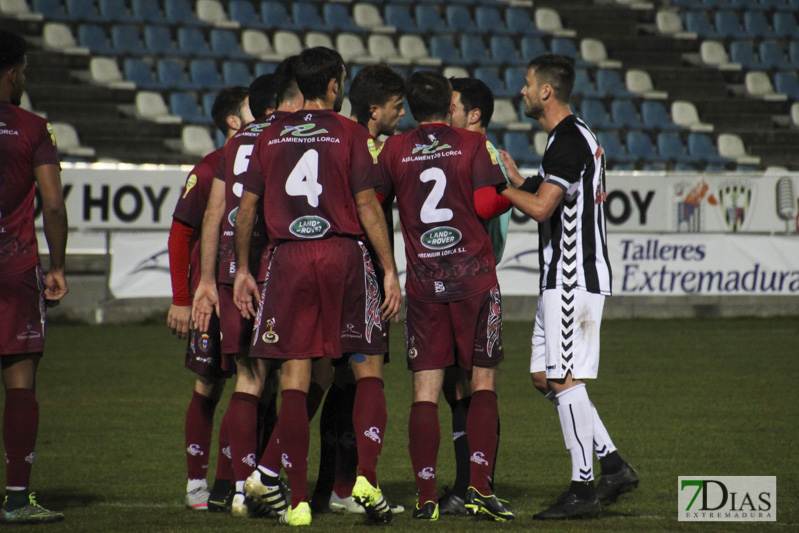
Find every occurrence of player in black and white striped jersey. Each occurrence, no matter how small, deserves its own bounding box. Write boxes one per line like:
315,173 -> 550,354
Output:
497,54 -> 638,520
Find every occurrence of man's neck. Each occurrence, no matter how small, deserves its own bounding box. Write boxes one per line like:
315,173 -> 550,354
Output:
303,99 -> 333,111
540,104 -> 572,134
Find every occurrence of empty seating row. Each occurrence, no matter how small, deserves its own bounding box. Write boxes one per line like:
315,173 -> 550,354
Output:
32,0 -> 204,26
681,9 -> 798,39
670,0 -> 799,12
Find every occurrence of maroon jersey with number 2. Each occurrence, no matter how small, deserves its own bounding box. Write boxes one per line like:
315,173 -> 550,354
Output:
380,124 -> 506,302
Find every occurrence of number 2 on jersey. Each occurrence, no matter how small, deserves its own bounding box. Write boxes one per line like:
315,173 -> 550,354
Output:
285,149 -> 323,207
420,168 -> 453,223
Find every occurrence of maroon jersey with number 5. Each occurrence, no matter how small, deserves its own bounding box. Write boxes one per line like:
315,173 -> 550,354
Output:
380,123 -> 506,303
241,109 -> 381,244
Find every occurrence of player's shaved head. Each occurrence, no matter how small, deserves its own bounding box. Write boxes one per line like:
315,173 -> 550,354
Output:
406,70 -> 451,123
527,54 -> 575,104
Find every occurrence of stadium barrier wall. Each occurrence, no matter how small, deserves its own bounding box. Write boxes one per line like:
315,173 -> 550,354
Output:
37,164 -> 799,323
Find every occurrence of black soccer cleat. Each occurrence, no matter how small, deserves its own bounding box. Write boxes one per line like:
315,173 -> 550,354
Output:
412,501 -> 439,521
596,462 -> 639,506
207,480 -> 233,513
439,489 -> 468,516
533,490 -> 601,520
465,487 -> 515,522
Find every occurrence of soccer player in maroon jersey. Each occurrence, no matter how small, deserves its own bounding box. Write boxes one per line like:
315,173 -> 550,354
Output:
311,63 -> 407,516
378,71 -> 514,522
0,30 -> 66,524
167,86 -> 254,511
233,47 -> 401,527
192,58 -> 306,518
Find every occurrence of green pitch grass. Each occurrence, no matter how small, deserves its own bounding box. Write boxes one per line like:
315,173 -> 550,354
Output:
1,317 -> 796,532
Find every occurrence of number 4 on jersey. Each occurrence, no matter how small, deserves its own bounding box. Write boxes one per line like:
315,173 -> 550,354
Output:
285,149 -> 323,207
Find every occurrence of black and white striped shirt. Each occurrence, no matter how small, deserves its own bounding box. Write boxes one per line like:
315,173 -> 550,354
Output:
537,115 -> 612,295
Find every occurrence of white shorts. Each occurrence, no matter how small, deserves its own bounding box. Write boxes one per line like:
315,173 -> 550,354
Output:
530,288 -> 604,380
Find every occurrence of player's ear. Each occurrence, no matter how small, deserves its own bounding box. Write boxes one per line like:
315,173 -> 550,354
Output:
469,108 -> 482,127
369,104 -> 379,121
226,114 -> 241,132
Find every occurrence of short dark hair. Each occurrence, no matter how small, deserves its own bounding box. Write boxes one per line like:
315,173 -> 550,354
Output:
349,63 -> 406,127
406,70 -> 451,123
273,55 -> 301,107
295,47 -> 344,102
249,74 -> 277,118
449,77 -> 494,129
527,54 -> 575,104
210,86 -> 249,135
0,30 -> 27,74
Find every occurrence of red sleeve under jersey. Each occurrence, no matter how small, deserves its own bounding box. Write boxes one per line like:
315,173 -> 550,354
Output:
473,186 -> 511,220
168,219 -> 193,306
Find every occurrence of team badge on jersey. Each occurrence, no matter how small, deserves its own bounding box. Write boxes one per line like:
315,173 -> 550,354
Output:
261,318 -> 279,343
183,174 -> 197,198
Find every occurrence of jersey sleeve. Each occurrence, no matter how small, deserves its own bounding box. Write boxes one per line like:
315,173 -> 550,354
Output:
173,160 -> 210,229
349,125 -> 384,195
31,121 -> 60,168
541,133 -> 585,191
471,137 -> 507,191
240,134 -> 266,196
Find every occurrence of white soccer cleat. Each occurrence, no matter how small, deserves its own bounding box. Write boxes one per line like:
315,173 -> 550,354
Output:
184,487 -> 210,511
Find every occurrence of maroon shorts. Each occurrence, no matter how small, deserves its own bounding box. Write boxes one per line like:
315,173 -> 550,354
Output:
404,283 -> 504,372
219,283 -> 255,356
185,310 -> 234,379
250,238 -> 388,360
0,266 -> 46,356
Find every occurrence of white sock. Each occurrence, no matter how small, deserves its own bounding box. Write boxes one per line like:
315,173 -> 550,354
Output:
591,402 -> 617,459
555,384 -> 594,482
187,479 -> 208,492
258,465 -> 280,479
235,480 -> 246,494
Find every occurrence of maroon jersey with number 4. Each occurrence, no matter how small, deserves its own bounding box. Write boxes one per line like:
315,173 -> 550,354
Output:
0,103 -> 60,277
241,109 -> 381,244
217,113 -> 284,283
380,124 -> 506,303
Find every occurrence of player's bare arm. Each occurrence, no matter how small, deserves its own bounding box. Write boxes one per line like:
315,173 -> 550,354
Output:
233,190 -> 260,319
496,149 -> 527,188
354,188 -> 401,322
501,181 -> 564,222
192,178 -> 225,332
34,163 -> 68,304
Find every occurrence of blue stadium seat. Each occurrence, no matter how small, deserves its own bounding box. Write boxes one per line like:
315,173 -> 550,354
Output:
132,0 -> 170,25
223,61 -> 252,87
683,11 -> 724,39
445,5 -> 474,34
773,71 -> 799,100
66,0 -> 104,22
415,5 -> 444,34
460,36 -> 502,67
673,163 -> 699,172
506,7 -> 547,37
474,67 -> 511,98
550,38 -> 589,68
573,68 -> 601,99
742,11 -> 779,39
177,28 -> 217,58
77,25 -> 120,56
641,101 -> 683,132
170,92 -> 213,125
476,6 -> 513,35
580,99 -> 616,130
323,4 -> 365,34
714,11 -> 749,39
626,131 -> 668,163
503,131 -> 541,166
124,58 -> 169,90
521,37 -> 547,62
490,36 -> 527,67
202,92 -> 218,117
210,29 -> 251,60
158,58 -> 202,90
597,131 -> 637,164
729,41 -> 768,70
384,5 -> 423,34
144,25 -> 188,57
687,133 -> 730,165
773,12 -> 799,38
99,0 -> 141,23
32,0 -> 70,21
790,41 -> 799,66
610,100 -> 640,130
292,3 -> 326,32
255,62 -> 278,77
111,25 -> 149,57
229,0 -> 270,30
430,36 -> 469,66
758,41 -> 792,70
657,132 -> 700,164
165,0 -> 204,26
504,69 -> 527,95
596,69 -> 637,99
190,59 -> 224,90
